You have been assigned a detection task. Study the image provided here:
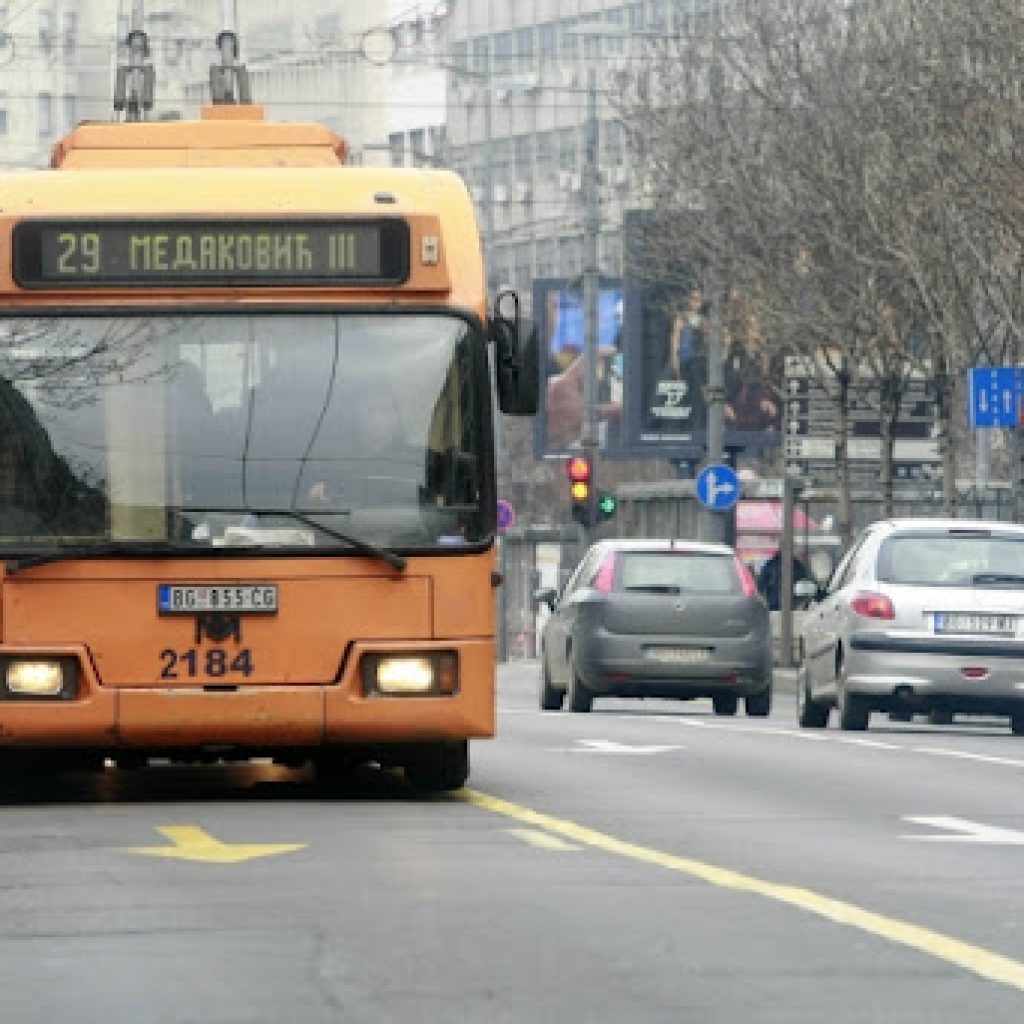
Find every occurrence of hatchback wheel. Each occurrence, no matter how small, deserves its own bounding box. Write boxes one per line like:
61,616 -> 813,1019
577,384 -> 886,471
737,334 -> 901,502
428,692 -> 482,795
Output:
712,694 -> 738,716
1010,712 -> 1024,736
539,661 -> 564,711
569,674 -> 593,713
796,665 -> 829,728
745,684 -> 772,717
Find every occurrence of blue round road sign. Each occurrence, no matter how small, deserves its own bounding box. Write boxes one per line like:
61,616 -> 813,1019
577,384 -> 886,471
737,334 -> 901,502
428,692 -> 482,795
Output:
696,464 -> 740,511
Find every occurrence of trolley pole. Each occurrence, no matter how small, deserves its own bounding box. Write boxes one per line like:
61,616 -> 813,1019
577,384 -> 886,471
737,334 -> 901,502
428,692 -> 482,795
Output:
581,68 -> 600,544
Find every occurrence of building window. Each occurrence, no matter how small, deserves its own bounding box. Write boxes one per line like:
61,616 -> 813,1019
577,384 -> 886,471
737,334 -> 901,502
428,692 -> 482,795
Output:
537,131 -> 556,175
470,36 -> 489,74
450,41 -> 468,73
429,126 -> 447,166
558,236 -> 582,277
0,102 -> 8,137
63,93 -> 77,132
536,238 -> 556,278
559,19 -> 580,61
388,132 -> 405,167
600,232 -> 623,275
494,31 -> 515,75
514,242 -> 532,290
39,10 -> 53,55
538,23 -> 556,61
491,138 -> 511,187
516,27 -> 534,70
38,92 -> 52,136
63,10 -> 77,57
558,127 -> 578,172
602,120 -> 624,165
514,134 -> 533,180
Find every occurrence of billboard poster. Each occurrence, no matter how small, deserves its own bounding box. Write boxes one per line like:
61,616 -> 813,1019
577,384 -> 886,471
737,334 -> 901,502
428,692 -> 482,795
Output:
622,209 -> 783,459
532,278 -> 625,458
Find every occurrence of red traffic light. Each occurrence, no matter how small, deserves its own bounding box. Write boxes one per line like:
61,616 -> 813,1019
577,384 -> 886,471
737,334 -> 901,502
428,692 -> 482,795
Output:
565,456 -> 592,484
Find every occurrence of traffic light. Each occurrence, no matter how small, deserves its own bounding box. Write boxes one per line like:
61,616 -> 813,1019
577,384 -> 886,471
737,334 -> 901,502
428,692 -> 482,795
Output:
566,455 -> 593,526
597,491 -> 617,522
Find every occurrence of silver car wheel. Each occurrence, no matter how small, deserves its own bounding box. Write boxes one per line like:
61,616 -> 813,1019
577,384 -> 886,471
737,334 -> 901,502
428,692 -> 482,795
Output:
837,667 -> 870,731
797,664 -> 829,729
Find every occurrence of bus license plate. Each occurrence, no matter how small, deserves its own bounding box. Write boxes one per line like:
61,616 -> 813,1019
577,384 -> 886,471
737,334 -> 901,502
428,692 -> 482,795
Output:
158,584 -> 279,614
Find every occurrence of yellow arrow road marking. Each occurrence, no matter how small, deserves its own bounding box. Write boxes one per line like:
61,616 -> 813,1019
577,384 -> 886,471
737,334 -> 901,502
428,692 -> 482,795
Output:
126,825 -> 306,864
462,788 -> 1024,994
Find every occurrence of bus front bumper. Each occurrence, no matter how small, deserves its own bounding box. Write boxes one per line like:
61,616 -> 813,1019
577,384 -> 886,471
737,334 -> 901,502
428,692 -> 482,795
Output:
0,642 -> 495,754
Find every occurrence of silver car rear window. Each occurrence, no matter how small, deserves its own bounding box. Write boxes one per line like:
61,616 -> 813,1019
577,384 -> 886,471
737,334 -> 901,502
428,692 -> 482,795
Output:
618,552 -> 738,594
877,533 -> 1024,585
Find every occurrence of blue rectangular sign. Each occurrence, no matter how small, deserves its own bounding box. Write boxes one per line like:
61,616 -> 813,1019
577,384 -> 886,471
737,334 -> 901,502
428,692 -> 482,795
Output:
968,367 -> 1020,428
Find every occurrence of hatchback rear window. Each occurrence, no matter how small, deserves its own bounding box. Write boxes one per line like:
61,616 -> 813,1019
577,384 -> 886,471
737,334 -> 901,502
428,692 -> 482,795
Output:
617,552 -> 740,594
877,533 -> 1024,585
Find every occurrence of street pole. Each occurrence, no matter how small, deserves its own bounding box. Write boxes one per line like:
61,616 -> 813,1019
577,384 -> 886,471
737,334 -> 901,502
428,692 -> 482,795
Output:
702,38 -> 726,544
582,67 -> 600,544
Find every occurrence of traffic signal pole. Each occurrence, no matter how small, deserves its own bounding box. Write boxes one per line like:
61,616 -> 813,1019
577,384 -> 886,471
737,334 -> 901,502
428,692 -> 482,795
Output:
581,68 -> 600,545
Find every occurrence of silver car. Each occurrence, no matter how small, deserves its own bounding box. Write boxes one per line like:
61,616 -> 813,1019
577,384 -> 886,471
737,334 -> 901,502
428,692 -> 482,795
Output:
535,539 -> 772,715
798,518 -> 1024,733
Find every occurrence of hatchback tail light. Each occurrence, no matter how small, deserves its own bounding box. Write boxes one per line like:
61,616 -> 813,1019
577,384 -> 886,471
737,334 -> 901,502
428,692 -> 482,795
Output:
851,592 -> 895,620
593,552 -> 617,593
733,555 -> 758,597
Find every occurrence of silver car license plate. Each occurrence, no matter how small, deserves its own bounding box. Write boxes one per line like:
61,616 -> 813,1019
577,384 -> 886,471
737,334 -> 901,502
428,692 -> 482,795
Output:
644,646 -> 710,665
934,612 -> 1015,635
158,584 -> 278,614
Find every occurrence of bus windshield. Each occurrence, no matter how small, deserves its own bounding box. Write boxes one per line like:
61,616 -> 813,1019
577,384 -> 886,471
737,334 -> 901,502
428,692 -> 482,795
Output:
0,313 -> 490,553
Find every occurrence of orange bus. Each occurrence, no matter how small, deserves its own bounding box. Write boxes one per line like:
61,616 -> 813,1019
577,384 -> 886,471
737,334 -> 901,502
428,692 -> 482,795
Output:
0,104 -> 537,791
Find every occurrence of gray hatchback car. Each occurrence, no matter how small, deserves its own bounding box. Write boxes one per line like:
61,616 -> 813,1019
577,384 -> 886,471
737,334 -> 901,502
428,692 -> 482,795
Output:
798,518 -> 1024,732
535,539 -> 773,714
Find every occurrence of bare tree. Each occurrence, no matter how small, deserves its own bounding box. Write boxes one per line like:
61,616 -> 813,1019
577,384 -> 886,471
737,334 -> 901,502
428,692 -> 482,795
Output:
620,0 -> 1024,528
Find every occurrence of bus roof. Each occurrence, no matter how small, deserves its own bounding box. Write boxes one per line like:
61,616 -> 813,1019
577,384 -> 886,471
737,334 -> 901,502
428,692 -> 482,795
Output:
50,106 -> 349,169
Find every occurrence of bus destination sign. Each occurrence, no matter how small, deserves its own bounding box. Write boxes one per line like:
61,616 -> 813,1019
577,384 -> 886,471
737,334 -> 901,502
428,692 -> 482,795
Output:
13,218 -> 410,288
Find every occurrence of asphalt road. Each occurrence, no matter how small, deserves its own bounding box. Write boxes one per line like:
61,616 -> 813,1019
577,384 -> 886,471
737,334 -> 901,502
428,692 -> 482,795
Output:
3,660 -> 1024,1023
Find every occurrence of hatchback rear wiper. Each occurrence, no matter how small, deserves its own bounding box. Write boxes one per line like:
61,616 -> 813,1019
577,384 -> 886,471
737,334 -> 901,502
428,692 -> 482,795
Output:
625,584 -> 682,594
972,572 -> 1024,585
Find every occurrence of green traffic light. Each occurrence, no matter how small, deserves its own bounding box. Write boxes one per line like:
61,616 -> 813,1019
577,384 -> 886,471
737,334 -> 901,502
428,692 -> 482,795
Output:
597,493 -> 616,518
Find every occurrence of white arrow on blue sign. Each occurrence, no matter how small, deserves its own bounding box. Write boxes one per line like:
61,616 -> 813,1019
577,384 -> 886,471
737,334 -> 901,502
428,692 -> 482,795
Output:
968,367 -> 1021,429
696,464 -> 740,511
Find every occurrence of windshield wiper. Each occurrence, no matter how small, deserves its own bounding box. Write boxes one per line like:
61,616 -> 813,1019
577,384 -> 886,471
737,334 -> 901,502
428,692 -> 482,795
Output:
972,572 -> 1024,585
233,506 -> 406,572
5,540 -> 204,574
5,510 -> 407,575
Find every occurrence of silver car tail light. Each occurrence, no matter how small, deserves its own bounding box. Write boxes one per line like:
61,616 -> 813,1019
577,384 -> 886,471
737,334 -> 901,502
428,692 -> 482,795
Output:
850,591 -> 895,620
594,552 -> 617,593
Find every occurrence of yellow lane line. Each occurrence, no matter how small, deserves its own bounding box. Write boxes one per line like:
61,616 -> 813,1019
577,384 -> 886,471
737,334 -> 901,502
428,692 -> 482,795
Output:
506,827 -> 581,852
462,788 -> 1024,993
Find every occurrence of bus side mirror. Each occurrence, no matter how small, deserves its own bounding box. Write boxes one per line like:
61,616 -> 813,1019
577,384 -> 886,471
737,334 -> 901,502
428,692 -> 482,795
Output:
491,289 -> 539,416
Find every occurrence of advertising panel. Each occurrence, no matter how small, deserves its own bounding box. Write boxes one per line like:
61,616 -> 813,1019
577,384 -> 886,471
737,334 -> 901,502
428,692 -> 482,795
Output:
622,209 -> 783,459
533,278 -> 625,458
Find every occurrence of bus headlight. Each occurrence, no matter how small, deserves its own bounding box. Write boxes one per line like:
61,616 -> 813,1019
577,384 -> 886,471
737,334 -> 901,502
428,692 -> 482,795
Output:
363,652 -> 459,697
4,659 -> 74,699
